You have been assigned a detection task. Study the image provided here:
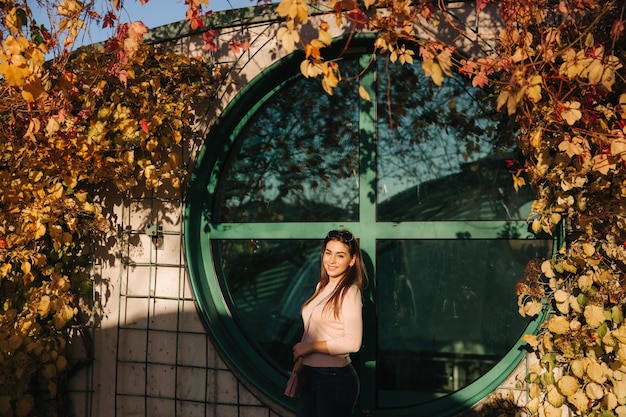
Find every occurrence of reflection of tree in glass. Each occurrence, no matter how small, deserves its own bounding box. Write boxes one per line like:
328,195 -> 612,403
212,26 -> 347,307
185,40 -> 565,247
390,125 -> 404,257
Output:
216,61 -> 363,222
377,59 -> 518,207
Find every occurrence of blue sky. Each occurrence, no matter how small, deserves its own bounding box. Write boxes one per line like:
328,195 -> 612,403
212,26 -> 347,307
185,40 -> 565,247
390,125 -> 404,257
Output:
34,0 -> 264,46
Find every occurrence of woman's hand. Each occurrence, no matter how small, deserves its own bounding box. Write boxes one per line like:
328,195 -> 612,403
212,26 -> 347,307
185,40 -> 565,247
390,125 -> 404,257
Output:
292,340 -> 330,361
292,342 -> 310,361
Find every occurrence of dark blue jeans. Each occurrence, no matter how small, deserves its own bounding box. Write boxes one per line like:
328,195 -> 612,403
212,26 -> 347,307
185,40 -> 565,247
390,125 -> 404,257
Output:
296,364 -> 360,417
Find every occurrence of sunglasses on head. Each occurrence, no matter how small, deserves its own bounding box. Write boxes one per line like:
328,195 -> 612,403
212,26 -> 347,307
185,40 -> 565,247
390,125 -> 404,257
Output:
327,230 -> 354,244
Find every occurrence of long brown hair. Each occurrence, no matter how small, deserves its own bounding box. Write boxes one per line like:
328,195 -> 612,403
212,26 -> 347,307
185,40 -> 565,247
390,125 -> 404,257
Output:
303,229 -> 365,318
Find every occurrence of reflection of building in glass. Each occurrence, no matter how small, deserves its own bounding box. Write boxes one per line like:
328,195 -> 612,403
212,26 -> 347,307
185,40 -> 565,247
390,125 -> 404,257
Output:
378,157 -> 536,221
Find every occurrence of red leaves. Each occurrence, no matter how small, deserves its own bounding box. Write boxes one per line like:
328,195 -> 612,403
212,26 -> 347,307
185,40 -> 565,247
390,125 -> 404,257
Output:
476,0 -> 489,13
140,118 -> 149,133
102,10 -> 117,29
229,39 -> 250,54
186,2 -> 205,30
347,8 -> 368,29
203,30 -> 217,52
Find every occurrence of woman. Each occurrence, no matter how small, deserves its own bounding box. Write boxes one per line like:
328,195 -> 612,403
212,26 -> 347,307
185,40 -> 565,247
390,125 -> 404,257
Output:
292,229 -> 365,417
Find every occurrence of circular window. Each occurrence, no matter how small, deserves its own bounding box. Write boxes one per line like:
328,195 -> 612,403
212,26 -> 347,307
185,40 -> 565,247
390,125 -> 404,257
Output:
185,38 -> 551,416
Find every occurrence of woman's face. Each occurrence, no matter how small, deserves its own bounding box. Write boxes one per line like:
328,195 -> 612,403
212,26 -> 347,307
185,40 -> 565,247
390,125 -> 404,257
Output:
323,240 -> 356,281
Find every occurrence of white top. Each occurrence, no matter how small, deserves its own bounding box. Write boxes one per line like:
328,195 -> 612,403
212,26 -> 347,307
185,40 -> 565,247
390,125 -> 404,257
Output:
301,281 -> 363,367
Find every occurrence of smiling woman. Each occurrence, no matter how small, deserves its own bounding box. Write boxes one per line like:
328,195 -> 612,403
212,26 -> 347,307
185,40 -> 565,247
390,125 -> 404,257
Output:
291,230 -> 365,417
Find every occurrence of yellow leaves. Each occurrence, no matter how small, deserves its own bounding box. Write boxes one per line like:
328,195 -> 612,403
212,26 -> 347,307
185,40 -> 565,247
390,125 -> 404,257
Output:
37,295 -> 51,318
611,138 -> 626,162
571,358 -> 589,379
559,46 -> 623,91
560,101 -> 582,125
526,75 -> 542,103
0,36 -> 31,87
581,242 -> 595,257
587,361 -> 608,384
0,32 -> 47,99
586,382 -> 605,400
321,61 -> 340,95
390,45 -> 414,65
557,375 -> 579,396
546,384 -> 565,408
615,326 -> 626,344
512,173 -> 525,191
421,58 -> 443,85
420,46 -> 453,86
592,154 -> 616,175
277,22 -> 300,54
276,0 -> 310,24
54,305 -> 75,329
521,334 -> 539,347
548,315 -> 570,334
300,59 -> 323,78
46,118 -> 61,135
497,71 -> 544,115
519,299 -> 543,317
496,86 -> 521,116
0,264 -> 12,278
554,289 -> 570,314
359,83 -> 371,101
529,128 -> 543,148
578,272 -> 593,291
318,21 -> 332,46
567,389 -> 589,412
584,304 -> 606,328
57,0 -> 84,17
374,36 -> 392,54
558,135 -> 588,158
559,48 -> 592,79
4,7 -> 28,36
542,259 -> 555,278
618,343 -> 626,366
582,47 -> 622,91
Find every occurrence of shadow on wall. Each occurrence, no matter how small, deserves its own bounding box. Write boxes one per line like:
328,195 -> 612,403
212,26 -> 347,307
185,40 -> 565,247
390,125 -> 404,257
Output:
66,296 -> 297,417
65,306 -> 529,417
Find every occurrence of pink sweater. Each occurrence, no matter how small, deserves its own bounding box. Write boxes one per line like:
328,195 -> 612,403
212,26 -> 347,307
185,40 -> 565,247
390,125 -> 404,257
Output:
301,282 -> 363,367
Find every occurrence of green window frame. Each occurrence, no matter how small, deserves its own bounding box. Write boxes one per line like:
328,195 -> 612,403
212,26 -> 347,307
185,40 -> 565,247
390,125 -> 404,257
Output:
184,36 -> 552,416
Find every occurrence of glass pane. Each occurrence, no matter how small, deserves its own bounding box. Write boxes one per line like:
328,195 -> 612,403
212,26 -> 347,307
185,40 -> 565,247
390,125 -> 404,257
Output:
376,238 -> 552,407
214,69 -> 361,222
376,61 -> 534,221
217,239 -> 322,370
